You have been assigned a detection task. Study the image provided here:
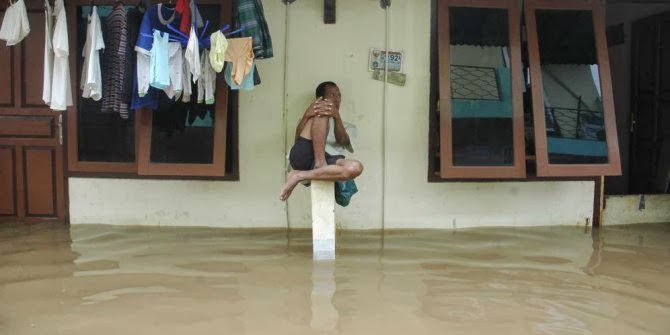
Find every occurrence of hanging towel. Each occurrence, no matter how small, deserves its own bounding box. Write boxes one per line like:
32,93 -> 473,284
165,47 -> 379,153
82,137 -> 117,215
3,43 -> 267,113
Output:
164,42 -> 184,99
50,0 -> 72,111
224,37 -> 254,86
42,0 -> 54,104
234,0 -> 273,59
0,0 -> 30,46
81,6 -> 105,101
180,51 -> 192,102
185,26 -> 201,83
209,31 -> 228,73
197,52 -> 216,105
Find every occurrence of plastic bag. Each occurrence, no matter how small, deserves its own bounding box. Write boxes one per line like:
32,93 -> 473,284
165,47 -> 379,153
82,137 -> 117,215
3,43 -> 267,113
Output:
335,179 -> 358,207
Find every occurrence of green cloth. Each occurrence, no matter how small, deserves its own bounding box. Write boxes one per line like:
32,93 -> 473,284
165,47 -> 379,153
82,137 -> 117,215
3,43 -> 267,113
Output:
335,180 -> 358,207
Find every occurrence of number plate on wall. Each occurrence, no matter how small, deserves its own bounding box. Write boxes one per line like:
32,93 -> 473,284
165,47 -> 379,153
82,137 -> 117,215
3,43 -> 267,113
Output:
368,48 -> 403,72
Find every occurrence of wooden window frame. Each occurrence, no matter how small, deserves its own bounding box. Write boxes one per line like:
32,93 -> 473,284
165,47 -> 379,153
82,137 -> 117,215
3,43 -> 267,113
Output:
437,0 -> 526,179
525,0 -> 621,177
66,0 -> 236,179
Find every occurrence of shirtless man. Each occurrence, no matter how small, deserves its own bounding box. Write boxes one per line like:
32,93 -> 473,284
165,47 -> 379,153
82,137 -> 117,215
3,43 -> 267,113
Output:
279,81 -> 363,201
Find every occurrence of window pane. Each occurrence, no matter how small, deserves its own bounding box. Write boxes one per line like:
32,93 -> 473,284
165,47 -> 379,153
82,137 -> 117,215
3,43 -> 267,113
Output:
147,4 -> 221,165
449,7 -> 513,166
76,6 -> 135,162
149,96 -> 215,164
536,10 -> 608,164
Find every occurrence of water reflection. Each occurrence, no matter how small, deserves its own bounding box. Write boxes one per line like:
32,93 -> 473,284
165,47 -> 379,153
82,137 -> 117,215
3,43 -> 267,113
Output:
0,223 -> 668,334
311,260 -> 338,331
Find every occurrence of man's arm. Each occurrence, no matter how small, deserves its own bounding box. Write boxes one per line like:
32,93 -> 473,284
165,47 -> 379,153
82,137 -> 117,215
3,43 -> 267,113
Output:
294,97 -> 335,141
331,107 -> 351,146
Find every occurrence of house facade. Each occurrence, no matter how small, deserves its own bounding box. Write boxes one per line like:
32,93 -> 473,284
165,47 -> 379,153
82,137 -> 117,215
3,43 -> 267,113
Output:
1,0 -> 668,229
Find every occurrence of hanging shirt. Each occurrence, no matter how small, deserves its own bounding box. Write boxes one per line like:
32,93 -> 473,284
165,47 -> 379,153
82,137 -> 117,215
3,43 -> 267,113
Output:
149,30 -> 170,90
164,42 -> 184,99
101,3 -> 129,116
184,26 -> 200,83
50,0 -> 72,111
234,0 -> 273,59
133,4 -> 180,110
81,6 -> 105,101
180,51 -> 192,103
0,0 -> 30,46
42,0 -> 54,104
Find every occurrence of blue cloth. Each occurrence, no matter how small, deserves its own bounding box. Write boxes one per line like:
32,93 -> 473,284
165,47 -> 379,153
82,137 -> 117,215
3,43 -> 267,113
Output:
135,4 -> 181,53
132,4 -> 181,110
131,68 -> 159,110
335,180 -> 358,207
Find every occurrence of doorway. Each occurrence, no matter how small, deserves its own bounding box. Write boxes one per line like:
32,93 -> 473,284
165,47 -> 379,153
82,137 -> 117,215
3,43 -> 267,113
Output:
0,4 -> 68,223
629,10 -> 670,194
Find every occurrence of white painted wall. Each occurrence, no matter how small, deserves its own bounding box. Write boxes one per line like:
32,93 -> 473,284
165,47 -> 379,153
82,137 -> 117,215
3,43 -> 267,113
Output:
69,0 -> 596,229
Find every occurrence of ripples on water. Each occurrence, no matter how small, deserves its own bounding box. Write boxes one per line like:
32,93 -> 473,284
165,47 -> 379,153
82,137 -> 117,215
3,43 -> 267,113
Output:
0,223 -> 668,334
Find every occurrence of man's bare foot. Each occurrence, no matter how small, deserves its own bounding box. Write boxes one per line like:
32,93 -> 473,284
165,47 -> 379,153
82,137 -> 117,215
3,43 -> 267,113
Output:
279,170 -> 303,201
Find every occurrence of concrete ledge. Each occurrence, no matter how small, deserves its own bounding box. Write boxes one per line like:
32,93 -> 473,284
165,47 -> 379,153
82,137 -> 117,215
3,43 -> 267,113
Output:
603,194 -> 670,225
311,181 -> 335,260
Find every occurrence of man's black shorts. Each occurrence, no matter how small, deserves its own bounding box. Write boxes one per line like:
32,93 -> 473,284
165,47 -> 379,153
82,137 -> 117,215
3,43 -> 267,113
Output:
289,137 -> 344,170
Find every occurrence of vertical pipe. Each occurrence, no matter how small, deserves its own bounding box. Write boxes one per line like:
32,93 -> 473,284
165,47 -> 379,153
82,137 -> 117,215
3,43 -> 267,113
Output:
283,3 -> 292,229
381,4 -> 390,231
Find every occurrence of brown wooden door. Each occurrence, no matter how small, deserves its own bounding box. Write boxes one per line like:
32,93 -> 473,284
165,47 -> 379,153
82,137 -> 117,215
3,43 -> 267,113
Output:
0,2 -> 67,223
630,11 -> 670,194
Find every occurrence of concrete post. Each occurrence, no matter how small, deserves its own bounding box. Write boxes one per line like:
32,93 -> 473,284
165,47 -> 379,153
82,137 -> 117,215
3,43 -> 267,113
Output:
310,180 -> 335,260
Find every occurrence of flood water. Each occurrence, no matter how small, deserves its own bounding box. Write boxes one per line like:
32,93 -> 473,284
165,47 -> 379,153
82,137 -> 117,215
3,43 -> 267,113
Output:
0,223 -> 668,335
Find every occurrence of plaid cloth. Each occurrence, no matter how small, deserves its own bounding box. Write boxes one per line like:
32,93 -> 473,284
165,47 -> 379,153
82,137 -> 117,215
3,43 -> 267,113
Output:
235,0 -> 273,59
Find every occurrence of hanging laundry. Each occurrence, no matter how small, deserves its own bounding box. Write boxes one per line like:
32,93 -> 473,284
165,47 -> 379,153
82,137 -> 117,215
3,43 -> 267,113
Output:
180,52 -> 192,103
101,2 -> 139,119
164,42 -> 184,99
224,37 -> 254,86
189,0 -> 204,29
149,30 -> 170,90
81,6 -> 105,101
176,0 -> 191,34
224,61 -> 255,90
234,0 -> 273,59
209,31 -> 227,73
0,0 -> 30,46
185,26 -> 200,83
133,3 -> 181,110
42,0 -> 54,105
49,0 -> 72,111
197,52 -> 216,105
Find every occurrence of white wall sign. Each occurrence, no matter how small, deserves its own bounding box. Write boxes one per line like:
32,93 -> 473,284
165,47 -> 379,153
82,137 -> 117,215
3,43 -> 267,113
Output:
368,48 -> 403,72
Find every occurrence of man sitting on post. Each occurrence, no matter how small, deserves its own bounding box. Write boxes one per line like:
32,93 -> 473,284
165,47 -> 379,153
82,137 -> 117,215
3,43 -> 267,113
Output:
279,81 -> 363,201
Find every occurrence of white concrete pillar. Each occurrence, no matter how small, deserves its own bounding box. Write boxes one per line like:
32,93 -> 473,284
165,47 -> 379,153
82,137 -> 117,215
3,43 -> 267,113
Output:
311,181 -> 335,260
